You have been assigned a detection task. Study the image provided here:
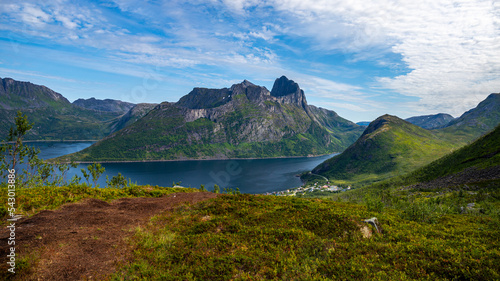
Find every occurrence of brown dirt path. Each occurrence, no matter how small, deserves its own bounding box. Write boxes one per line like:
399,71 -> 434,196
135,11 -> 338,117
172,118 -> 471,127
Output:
0,192 -> 218,280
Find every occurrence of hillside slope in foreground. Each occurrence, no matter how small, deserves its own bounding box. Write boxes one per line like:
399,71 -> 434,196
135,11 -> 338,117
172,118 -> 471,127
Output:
1,187 -> 498,280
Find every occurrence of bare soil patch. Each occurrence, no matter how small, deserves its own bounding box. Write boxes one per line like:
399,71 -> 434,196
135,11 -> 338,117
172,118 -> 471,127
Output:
0,192 -> 218,280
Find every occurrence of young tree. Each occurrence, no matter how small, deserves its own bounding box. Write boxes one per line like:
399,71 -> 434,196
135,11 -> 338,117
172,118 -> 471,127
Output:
81,162 -> 105,188
0,111 -> 34,175
106,173 -> 127,188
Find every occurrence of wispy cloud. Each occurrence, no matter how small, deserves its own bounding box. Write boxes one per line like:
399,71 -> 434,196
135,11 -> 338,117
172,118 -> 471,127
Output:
0,67 -> 79,83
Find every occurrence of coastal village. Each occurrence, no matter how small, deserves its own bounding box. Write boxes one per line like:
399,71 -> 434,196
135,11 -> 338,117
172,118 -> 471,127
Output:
265,182 -> 352,196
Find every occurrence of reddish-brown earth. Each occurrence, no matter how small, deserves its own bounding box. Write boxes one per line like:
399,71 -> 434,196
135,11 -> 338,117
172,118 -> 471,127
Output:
0,192 -> 218,280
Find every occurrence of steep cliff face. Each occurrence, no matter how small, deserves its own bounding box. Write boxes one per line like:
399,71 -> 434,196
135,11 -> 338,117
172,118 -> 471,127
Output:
61,76 -> 364,161
270,76 -> 308,109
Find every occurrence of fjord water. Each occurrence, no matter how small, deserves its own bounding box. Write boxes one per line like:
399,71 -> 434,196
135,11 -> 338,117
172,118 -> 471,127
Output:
31,142 -> 336,194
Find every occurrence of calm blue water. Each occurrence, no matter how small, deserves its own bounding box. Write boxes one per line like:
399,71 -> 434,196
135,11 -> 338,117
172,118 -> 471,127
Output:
19,142 -> 336,194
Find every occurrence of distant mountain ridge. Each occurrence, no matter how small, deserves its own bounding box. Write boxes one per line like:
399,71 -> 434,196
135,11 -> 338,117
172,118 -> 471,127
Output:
58,76 -> 364,162
0,77 -> 154,140
73,98 -> 135,114
110,103 -> 158,133
405,113 -> 454,129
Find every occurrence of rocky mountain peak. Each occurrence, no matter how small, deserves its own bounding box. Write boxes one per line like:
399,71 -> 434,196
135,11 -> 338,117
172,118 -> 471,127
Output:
271,76 -> 300,97
270,76 -> 308,108
241,80 -> 256,88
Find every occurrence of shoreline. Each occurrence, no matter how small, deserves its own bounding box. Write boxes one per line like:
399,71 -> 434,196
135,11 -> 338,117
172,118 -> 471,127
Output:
23,140 -> 99,143
55,153 -> 339,164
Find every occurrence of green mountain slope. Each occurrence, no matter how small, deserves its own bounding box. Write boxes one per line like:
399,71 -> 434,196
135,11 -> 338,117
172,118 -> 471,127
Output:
0,77 -> 128,140
436,93 -> 500,143
58,76 -> 364,162
310,114 -> 458,185
397,123 -> 500,186
325,122 -> 500,225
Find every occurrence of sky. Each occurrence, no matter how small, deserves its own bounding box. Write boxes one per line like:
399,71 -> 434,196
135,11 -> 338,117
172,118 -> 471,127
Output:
0,0 -> 499,122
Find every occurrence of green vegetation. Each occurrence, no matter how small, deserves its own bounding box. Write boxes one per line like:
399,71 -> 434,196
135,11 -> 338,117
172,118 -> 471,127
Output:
0,104 -> 123,141
0,111 -> 34,171
303,123 -> 500,215
112,194 -> 499,280
401,123 -> 500,185
309,115 -> 460,187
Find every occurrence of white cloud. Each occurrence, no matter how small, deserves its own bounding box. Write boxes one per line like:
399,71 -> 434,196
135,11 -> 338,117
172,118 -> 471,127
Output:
221,0 -> 500,116
0,67 -> 79,83
21,4 -> 51,26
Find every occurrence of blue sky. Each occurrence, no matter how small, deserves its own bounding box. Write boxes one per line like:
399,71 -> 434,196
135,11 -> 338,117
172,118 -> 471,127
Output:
0,0 -> 499,122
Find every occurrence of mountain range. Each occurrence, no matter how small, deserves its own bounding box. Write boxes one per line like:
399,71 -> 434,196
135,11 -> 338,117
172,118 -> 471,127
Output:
57,76 -> 364,161
0,77 -> 157,140
2,75 -> 499,183
309,115 -> 458,185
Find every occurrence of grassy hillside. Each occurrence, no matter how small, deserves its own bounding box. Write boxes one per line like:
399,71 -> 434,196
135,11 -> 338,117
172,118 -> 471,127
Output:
0,106 -> 122,141
1,132 -> 499,279
2,185 -> 498,280
309,115 -> 458,186
109,103 -> 158,133
399,123 -> 500,185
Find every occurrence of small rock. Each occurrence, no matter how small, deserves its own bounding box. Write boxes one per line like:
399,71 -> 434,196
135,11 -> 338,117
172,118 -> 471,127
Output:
362,217 -> 383,234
